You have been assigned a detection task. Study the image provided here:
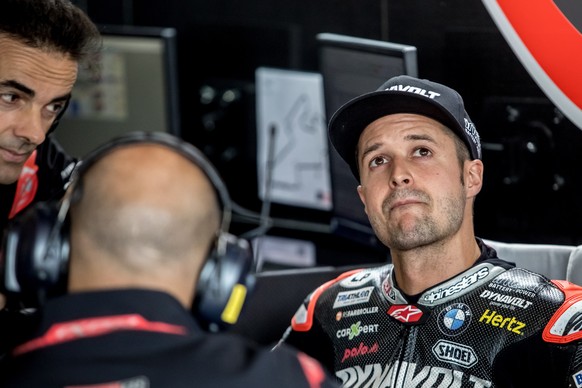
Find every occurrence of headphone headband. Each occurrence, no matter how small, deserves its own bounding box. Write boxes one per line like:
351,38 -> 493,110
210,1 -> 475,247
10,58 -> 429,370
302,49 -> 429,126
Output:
69,131 -> 233,239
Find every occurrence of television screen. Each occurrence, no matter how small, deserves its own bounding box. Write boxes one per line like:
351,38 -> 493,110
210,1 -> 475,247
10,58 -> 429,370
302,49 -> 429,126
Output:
54,24 -> 181,158
316,33 -> 418,247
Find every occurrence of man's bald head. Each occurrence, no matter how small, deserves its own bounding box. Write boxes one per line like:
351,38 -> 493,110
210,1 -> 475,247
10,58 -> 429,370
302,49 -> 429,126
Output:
67,143 -> 222,305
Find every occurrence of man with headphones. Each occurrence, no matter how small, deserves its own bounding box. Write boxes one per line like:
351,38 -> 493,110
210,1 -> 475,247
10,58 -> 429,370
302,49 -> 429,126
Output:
0,0 -> 101,355
0,131 -> 341,387
0,0 -> 101,233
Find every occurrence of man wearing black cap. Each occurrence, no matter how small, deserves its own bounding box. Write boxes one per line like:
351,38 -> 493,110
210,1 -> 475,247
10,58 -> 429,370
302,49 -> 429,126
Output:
275,75 -> 582,387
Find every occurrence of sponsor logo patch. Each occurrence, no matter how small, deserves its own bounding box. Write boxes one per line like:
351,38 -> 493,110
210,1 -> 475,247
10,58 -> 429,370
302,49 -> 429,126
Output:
382,277 -> 397,302
572,369 -> 582,388
464,118 -> 481,157
387,305 -> 425,324
336,321 -> 379,340
336,361 -> 492,387
336,306 -> 379,321
438,303 -> 472,336
423,267 -> 489,304
340,271 -> 374,288
333,286 -> 374,308
386,84 -> 441,99
341,341 -> 379,363
479,290 -> 533,310
478,309 -> 526,335
432,340 -> 478,368
489,277 -> 543,297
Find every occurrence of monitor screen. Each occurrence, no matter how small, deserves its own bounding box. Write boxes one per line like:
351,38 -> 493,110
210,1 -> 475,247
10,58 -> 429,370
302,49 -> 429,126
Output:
316,33 -> 418,247
54,24 -> 181,158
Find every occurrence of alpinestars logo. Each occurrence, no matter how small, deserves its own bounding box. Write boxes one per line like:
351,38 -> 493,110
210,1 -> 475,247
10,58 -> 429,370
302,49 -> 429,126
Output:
423,267 -> 489,304
387,304 -> 424,325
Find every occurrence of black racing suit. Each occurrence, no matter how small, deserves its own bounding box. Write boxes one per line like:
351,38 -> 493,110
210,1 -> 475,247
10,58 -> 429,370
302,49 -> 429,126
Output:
276,239 -> 582,387
0,289 -> 342,388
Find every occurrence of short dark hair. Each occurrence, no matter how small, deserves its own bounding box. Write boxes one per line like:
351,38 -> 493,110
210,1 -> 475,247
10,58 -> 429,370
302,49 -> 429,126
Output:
0,0 -> 101,62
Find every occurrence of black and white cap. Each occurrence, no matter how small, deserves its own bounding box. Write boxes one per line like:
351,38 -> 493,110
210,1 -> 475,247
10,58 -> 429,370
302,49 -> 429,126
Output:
328,75 -> 482,181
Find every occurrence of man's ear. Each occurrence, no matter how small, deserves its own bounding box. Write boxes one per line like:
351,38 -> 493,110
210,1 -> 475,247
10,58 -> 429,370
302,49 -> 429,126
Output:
356,185 -> 368,215
466,159 -> 484,197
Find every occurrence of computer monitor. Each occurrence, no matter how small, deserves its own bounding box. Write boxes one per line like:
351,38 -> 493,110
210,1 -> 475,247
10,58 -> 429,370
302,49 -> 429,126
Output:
54,24 -> 181,158
316,33 -> 418,247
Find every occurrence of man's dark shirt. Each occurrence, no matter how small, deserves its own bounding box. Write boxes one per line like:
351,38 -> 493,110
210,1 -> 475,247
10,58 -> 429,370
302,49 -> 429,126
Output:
0,136 -> 76,355
0,289 -> 341,388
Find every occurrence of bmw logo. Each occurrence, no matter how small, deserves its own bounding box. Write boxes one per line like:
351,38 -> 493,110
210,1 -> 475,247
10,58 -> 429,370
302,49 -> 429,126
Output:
438,303 -> 472,336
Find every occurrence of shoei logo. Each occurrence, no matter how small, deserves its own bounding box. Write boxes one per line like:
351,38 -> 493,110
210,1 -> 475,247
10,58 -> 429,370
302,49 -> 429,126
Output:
432,340 -> 478,368
386,84 -> 441,99
438,303 -> 473,336
333,287 -> 374,308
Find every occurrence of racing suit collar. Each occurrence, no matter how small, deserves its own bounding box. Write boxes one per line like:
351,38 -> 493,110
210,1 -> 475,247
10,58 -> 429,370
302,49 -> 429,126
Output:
383,238 -> 514,305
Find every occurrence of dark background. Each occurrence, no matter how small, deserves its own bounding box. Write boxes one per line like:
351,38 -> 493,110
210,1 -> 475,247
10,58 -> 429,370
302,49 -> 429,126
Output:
72,0 -> 582,266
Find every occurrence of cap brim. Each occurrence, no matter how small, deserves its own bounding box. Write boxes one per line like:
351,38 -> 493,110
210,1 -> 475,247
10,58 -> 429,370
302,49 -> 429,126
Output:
328,90 -> 464,181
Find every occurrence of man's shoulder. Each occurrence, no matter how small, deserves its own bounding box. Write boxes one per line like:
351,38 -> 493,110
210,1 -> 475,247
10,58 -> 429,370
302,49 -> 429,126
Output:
541,280 -> 582,345
311,264 -> 390,302
288,264 -> 390,332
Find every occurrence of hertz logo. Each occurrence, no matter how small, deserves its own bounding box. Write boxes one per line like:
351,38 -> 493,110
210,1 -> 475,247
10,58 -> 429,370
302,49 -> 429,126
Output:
479,309 -> 526,335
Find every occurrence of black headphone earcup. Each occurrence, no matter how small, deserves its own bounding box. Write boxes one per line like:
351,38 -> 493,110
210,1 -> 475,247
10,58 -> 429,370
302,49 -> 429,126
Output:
1,201 -> 70,306
192,233 -> 255,332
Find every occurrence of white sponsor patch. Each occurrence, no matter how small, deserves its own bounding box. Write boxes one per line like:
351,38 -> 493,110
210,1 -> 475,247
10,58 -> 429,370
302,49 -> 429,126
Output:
340,271 -> 374,288
333,287 -> 374,308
